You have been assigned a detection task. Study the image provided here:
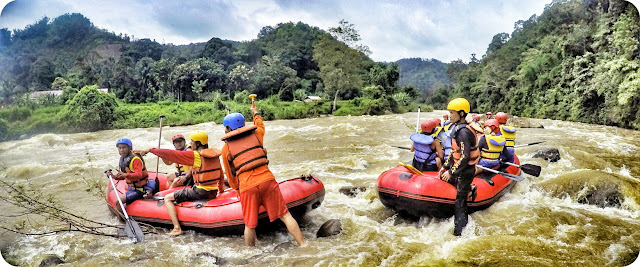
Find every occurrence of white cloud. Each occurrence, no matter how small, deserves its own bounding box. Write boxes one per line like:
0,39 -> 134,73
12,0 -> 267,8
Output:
0,0 -> 558,62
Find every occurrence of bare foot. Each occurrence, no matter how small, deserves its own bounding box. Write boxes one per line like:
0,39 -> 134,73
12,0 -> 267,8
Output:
167,228 -> 182,236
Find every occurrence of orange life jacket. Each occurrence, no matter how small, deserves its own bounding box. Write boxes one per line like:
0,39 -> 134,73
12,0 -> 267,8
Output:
192,148 -> 223,187
120,153 -> 149,188
221,125 -> 269,176
451,125 -> 480,165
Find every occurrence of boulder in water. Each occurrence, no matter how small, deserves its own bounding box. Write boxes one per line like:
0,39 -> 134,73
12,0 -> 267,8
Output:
192,252 -> 226,265
338,186 -> 366,197
38,254 -> 64,267
533,148 -> 561,162
578,183 -> 622,208
317,219 -> 342,237
506,116 -> 544,128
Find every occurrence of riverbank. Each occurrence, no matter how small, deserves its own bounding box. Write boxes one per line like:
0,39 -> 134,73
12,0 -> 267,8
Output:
0,97 -> 424,141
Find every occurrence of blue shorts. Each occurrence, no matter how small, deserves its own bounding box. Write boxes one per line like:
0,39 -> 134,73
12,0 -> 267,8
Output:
479,158 -> 500,169
125,179 -> 156,204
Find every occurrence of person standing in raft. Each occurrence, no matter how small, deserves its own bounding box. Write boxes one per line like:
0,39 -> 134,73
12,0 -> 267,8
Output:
495,112 -> 516,163
137,131 -> 224,236
221,106 -> 305,247
162,134 -> 194,189
474,119 -> 507,176
410,119 -> 444,171
438,98 -> 480,236
109,138 -> 155,209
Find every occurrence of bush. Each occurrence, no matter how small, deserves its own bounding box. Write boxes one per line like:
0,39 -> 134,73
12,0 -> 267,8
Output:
60,85 -> 118,132
0,118 -> 8,141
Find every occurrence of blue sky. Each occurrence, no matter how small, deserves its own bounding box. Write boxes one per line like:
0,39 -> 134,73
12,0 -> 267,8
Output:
0,0 -> 585,62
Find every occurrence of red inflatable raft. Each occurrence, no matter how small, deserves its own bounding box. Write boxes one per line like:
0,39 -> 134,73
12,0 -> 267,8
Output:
377,156 -> 521,218
106,173 -> 325,235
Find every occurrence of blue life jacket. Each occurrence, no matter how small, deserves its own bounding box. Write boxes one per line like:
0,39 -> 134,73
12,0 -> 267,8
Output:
436,128 -> 453,161
410,132 -> 437,164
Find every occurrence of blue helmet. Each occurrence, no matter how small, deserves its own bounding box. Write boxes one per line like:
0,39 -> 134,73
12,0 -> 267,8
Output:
223,113 -> 245,130
116,138 -> 132,148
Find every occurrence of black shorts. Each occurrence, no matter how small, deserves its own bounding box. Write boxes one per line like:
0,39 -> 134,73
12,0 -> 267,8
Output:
173,186 -> 218,203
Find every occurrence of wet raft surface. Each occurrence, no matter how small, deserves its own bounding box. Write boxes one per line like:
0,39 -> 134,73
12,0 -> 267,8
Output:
1,112 -> 639,266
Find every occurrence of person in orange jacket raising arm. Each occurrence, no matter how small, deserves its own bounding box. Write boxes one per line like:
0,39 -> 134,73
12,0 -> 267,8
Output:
221,105 -> 305,247
137,131 -> 224,236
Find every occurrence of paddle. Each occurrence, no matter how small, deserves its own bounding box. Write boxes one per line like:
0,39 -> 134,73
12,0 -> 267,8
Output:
249,94 -> 257,108
392,146 -> 411,151
503,161 -> 541,177
415,106 -> 421,132
513,141 -> 545,148
155,115 -> 165,176
398,162 -> 424,176
105,170 -> 144,243
225,105 -> 231,115
476,165 -> 525,182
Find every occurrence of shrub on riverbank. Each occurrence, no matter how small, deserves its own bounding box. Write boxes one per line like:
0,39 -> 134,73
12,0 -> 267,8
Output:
0,97 -> 419,141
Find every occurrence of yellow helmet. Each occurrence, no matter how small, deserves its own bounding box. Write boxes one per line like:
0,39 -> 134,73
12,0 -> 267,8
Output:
447,98 -> 470,113
188,130 -> 208,145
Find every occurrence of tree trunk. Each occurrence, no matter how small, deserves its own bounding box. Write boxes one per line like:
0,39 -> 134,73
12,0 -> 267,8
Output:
333,89 -> 339,112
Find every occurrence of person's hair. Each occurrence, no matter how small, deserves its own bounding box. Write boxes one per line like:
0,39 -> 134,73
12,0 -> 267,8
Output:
458,111 -> 468,122
194,141 -> 208,150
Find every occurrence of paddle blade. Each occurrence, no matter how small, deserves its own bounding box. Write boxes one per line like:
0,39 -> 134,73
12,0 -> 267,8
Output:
502,172 -> 525,182
520,164 -> 541,177
124,218 -> 144,243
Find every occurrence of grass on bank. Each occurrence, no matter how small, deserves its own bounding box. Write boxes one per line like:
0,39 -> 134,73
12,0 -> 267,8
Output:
0,98 -> 428,141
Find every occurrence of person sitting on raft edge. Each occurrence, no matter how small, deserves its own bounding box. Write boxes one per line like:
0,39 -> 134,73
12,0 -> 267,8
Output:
136,131 -> 224,236
109,138 -> 156,210
410,118 -> 444,172
474,119 -> 507,176
221,105 -> 305,247
163,134 -> 194,189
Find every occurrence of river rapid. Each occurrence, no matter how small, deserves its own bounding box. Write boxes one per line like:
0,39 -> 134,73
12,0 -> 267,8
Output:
1,111 -> 639,266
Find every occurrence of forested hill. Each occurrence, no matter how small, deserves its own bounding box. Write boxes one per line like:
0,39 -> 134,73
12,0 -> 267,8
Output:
441,0 -> 639,129
395,58 -> 449,94
0,14 -> 410,106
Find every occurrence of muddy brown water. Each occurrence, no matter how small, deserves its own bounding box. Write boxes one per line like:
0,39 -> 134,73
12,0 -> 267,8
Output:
0,112 -> 639,266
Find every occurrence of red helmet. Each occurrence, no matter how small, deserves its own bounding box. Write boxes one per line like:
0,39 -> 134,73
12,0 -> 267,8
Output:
486,112 -> 493,116
431,118 -> 442,127
483,119 -> 500,134
172,134 -> 185,142
421,119 -> 438,133
495,112 -> 508,124
472,114 -> 481,121
443,114 -> 449,119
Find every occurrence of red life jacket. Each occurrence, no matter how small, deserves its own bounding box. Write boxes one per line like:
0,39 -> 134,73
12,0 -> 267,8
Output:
221,125 -> 269,176
192,148 -> 223,188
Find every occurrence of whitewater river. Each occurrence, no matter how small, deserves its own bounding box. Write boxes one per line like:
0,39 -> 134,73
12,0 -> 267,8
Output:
1,111 -> 639,266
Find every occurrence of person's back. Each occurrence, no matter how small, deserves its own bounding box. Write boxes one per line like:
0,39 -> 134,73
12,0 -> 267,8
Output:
410,119 -> 440,172
221,108 -> 305,247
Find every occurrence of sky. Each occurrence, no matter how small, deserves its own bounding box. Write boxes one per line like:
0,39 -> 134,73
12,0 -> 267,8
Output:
0,0 -> 615,63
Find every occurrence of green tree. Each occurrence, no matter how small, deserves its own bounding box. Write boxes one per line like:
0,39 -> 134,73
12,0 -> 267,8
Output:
313,34 -> 367,111
60,85 -> 118,131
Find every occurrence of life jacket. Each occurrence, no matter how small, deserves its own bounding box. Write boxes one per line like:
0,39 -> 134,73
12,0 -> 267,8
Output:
443,121 -> 452,131
119,153 -> 149,188
192,148 -> 223,188
480,135 -> 506,160
175,146 -> 191,175
410,132 -> 437,165
434,127 -> 453,159
221,125 -> 269,176
499,125 -> 517,149
450,124 -> 480,165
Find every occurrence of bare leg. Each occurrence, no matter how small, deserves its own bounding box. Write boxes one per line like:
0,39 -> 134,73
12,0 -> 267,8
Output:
164,193 -> 182,236
280,212 -> 305,246
166,173 -> 177,188
244,226 -> 257,247
117,192 -> 127,214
